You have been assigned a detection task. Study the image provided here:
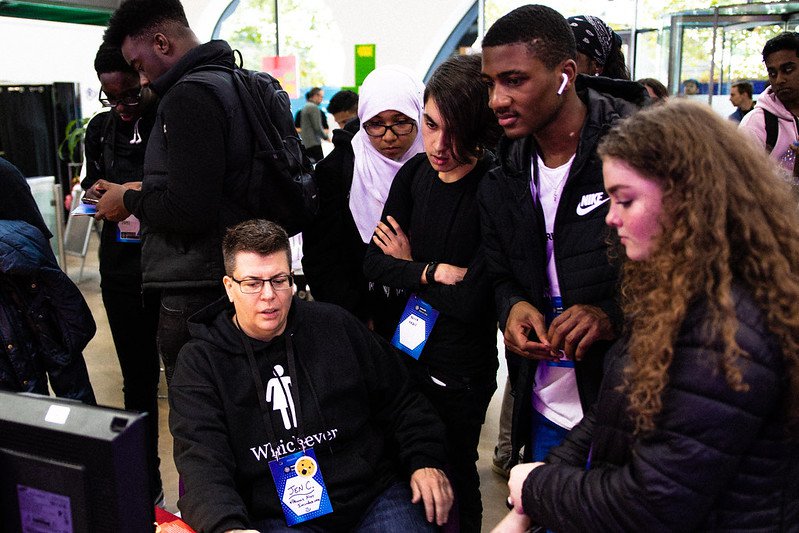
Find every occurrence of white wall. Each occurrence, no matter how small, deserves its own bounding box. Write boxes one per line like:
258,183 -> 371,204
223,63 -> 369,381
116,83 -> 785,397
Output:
0,17 -> 105,117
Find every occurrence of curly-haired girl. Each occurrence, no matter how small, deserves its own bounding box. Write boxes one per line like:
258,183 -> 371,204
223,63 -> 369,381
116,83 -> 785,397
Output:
495,99 -> 799,532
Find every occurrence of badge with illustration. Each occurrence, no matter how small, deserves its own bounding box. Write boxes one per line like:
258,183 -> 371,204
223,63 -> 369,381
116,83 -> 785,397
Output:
391,294 -> 439,359
268,448 -> 333,526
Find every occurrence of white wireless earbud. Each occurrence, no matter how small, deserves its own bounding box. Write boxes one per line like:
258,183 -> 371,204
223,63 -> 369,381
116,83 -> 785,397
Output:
557,73 -> 569,95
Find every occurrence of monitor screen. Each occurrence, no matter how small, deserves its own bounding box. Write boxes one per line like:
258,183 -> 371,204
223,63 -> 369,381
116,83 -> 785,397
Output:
0,391 -> 154,533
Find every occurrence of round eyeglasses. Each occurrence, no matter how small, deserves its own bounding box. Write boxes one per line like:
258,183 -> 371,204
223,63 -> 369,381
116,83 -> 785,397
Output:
230,274 -> 294,294
362,121 -> 416,138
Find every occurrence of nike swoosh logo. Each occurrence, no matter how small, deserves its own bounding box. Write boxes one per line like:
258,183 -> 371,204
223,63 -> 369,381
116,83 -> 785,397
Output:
576,197 -> 610,216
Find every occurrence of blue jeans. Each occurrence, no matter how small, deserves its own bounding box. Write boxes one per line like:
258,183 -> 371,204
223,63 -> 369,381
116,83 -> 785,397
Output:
530,411 -> 569,462
252,482 -> 437,532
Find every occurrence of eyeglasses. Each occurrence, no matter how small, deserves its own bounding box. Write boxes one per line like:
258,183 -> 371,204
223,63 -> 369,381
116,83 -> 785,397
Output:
230,274 -> 294,294
99,88 -> 142,107
363,121 -> 416,137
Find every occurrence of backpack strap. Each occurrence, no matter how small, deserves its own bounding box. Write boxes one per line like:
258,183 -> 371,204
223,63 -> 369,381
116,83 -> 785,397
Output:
764,109 -> 779,154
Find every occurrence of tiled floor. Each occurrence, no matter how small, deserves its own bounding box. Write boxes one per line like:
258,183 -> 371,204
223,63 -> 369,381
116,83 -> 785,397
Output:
67,232 -> 510,531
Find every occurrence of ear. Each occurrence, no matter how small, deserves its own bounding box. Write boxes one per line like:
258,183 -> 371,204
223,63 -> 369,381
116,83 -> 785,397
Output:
558,59 -> 579,94
153,33 -> 171,55
223,276 -> 235,302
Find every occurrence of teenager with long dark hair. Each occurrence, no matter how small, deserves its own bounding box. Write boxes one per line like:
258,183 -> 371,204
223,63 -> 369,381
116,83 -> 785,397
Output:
363,54 -> 501,532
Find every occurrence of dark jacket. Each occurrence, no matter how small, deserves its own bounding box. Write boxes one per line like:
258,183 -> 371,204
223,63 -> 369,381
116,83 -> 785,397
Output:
123,40 -> 253,289
524,285 -> 799,532
0,220 -> 96,403
363,153 -> 498,378
0,157 -> 51,239
477,86 -> 638,464
301,126 -> 368,318
301,125 -> 408,338
170,296 -> 447,533
83,107 -> 156,290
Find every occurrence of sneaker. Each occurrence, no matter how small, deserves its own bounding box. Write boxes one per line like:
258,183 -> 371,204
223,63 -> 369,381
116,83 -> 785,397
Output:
154,489 -> 167,509
491,455 -> 511,479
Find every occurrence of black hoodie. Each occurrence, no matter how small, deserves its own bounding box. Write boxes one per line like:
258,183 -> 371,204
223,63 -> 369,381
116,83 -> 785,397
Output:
169,296 -> 447,533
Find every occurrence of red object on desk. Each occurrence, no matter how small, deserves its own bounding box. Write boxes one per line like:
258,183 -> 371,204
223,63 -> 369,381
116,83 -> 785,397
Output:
155,506 -> 196,533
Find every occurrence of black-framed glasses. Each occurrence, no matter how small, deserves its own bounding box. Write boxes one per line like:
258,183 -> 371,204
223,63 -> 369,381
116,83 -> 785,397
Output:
363,120 -> 416,138
99,88 -> 142,107
230,274 -> 294,294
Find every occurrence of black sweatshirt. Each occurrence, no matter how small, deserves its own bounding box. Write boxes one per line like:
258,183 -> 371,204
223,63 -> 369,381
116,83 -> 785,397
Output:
363,153 -> 498,378
170,297 -> 447,533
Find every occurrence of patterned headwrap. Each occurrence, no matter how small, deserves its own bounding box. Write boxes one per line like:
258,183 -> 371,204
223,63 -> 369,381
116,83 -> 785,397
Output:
568,15 -> 621,66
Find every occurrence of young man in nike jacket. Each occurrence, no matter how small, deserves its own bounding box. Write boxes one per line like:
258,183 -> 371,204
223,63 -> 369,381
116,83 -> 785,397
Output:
478,5 -> 645,468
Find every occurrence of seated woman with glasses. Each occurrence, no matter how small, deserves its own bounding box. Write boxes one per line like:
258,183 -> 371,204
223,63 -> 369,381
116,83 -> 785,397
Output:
80,42 -> 163,506
362,54 -> 502,532
494,100 -> 799,532
302,65 -> 425,339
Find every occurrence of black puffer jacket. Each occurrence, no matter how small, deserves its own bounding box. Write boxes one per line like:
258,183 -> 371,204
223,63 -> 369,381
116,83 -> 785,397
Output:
0,221 -> 96,403
523,285 -> 799,532
123,40 -> 252,289
477,85 -> 638,464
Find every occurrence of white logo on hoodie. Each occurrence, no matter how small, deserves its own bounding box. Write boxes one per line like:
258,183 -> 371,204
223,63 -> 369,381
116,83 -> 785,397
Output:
266,364 -> 297,430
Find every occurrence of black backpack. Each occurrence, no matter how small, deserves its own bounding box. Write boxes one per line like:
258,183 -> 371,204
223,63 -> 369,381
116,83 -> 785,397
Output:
187,64 -> 318,237
764,109 -> 779,154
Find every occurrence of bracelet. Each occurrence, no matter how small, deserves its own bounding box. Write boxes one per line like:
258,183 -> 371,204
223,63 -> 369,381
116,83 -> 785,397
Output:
425,262 -> 439,285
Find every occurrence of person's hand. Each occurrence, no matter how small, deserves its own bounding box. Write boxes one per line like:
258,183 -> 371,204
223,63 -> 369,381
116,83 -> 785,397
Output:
123,180 -> 142,191
491,509 -> 533,533
410,467 -> 454,526
83,182 -> 105,202
434,264 -> 467,285
546,304 -> 614,361
373,216 -> 412,260
507,462 -> 544,516
94,179 -> 131,222
504,301 -> 552,359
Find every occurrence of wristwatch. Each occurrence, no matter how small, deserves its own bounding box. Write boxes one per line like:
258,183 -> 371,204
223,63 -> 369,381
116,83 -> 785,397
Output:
425,262 -> 439,285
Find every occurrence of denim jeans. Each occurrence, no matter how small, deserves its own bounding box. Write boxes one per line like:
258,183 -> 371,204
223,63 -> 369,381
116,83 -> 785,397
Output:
251,482 -> 437,532
157,287 -> 223,385
530,411 -> 570,462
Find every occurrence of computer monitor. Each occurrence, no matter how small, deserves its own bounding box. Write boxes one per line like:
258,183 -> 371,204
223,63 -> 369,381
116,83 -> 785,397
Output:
0,391 -> 154,533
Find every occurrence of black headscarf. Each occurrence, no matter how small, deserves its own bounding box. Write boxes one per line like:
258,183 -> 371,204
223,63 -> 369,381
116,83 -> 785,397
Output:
568,15 -> 622,66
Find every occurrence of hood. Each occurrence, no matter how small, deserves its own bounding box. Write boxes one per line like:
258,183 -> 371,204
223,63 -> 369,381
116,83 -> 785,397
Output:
186,295 -> 301,353
150,40 -> 236,97
494,85 -> 639,180
753,87 -> 795,121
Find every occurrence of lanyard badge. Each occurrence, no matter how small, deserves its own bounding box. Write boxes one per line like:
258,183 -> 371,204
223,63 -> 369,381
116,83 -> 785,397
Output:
268,448 -> 333,525
391,294 -> 439,359
545,296 -> 574,368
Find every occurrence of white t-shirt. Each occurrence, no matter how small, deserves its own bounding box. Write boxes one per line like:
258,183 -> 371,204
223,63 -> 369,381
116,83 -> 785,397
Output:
530,154 -> 583,430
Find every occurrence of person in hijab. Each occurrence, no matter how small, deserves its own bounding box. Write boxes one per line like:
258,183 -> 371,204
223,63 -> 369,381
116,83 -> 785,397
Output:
302,66 -> 425,338
568,15 -> 630,80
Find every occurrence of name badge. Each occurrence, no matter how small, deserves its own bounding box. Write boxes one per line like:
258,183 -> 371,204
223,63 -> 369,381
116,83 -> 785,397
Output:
391,294 -> 439,360
268,448 -> 333,526
545,296 -> 573,368
116,214 -> 141,243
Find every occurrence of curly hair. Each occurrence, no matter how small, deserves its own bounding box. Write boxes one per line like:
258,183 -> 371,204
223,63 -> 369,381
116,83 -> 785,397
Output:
424,54 -> 502,163
104,0 -> 189,47
482,4 -> 575,69
94,42 -> 136,75
597,100 -> 799,435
